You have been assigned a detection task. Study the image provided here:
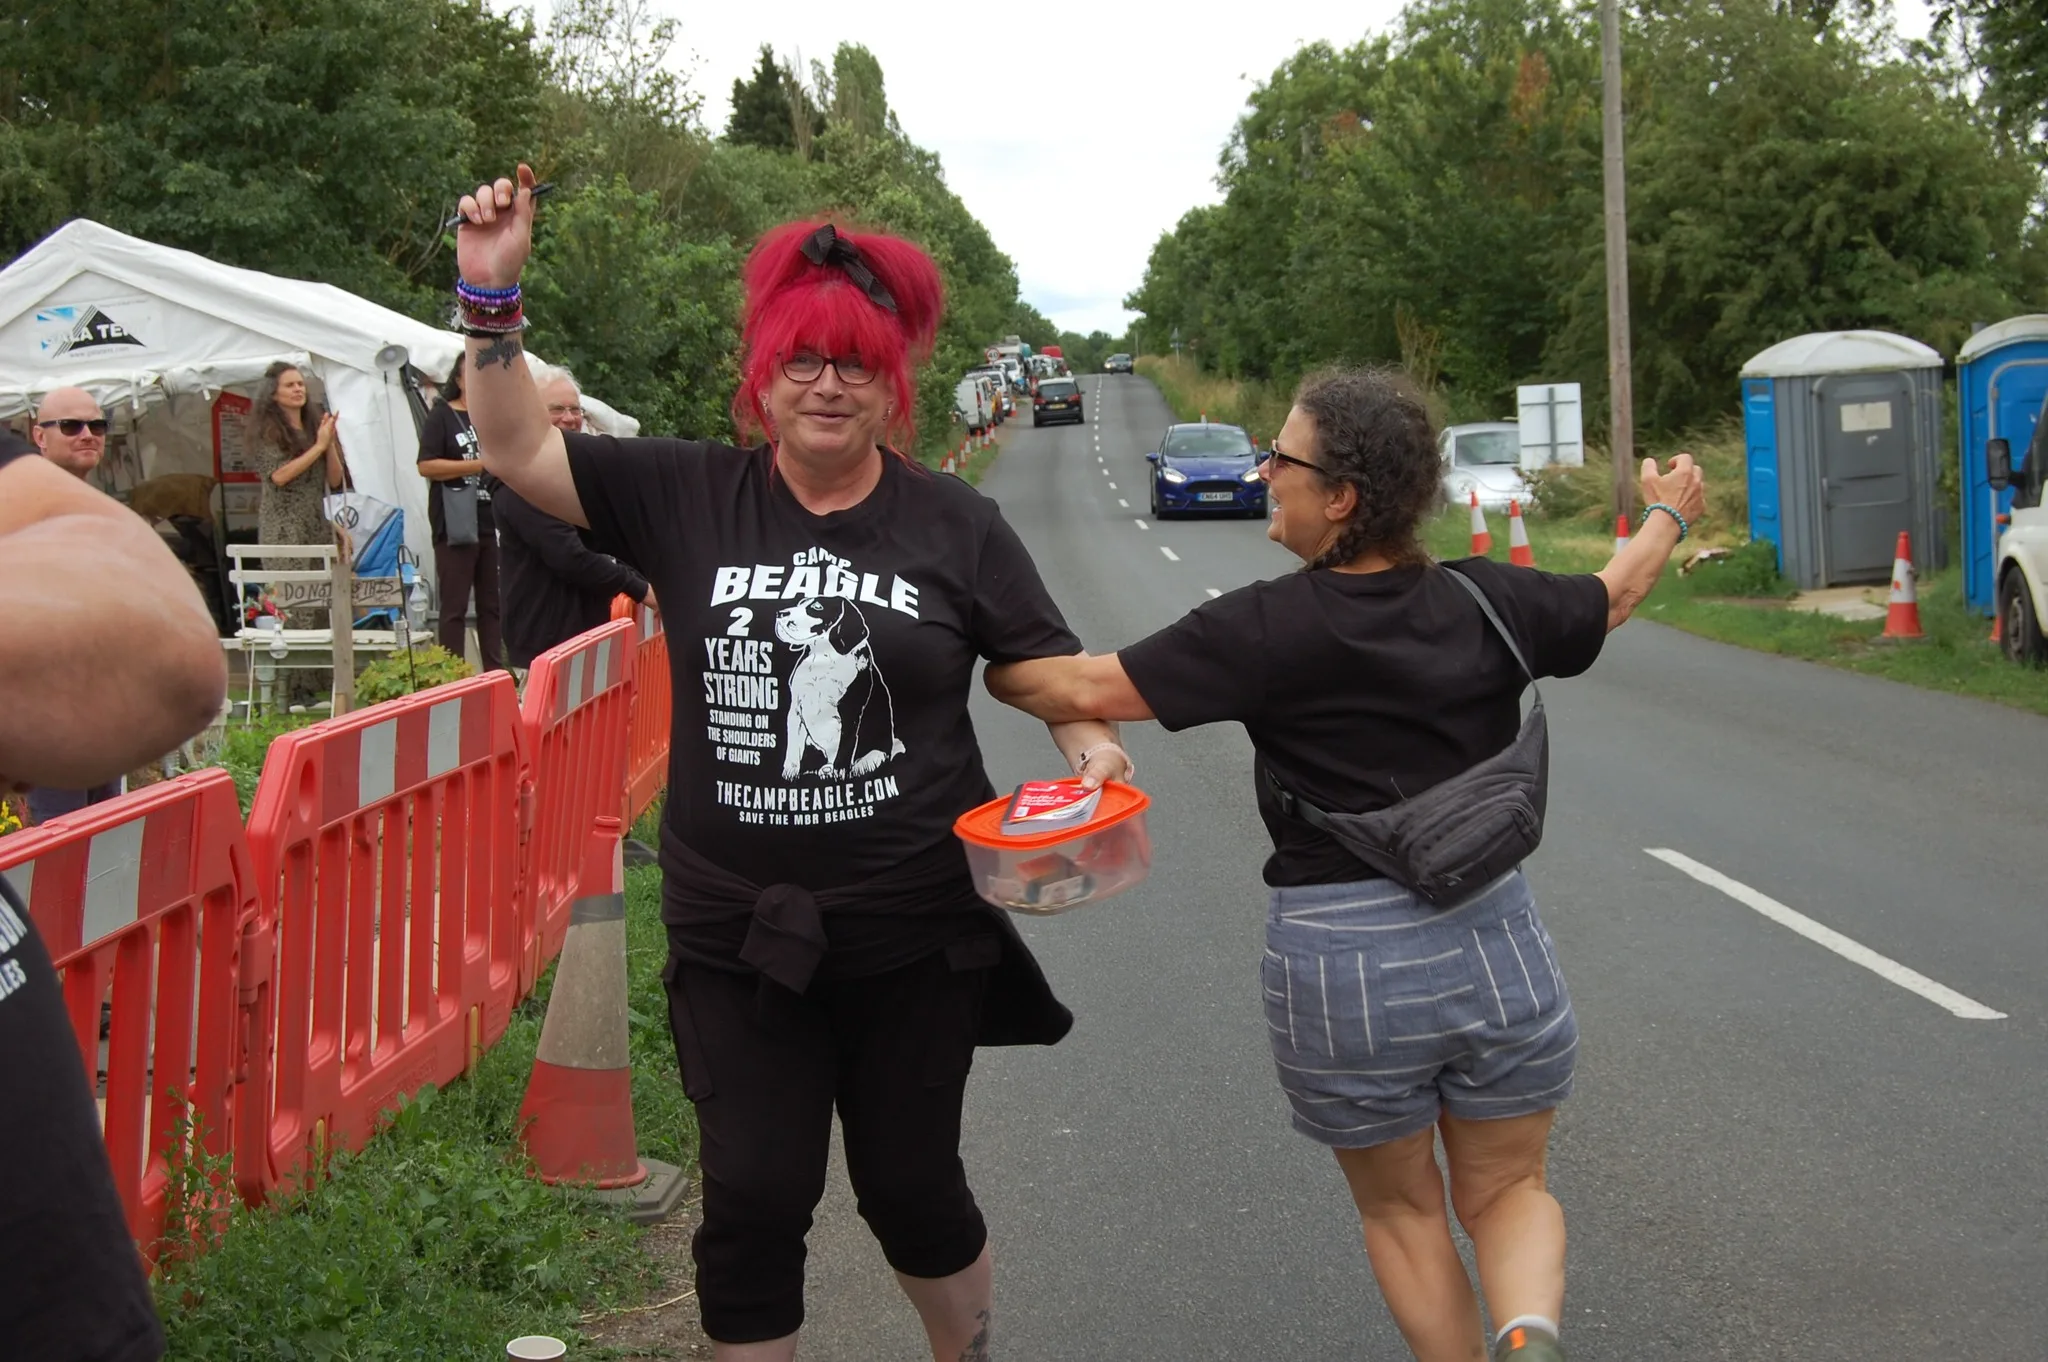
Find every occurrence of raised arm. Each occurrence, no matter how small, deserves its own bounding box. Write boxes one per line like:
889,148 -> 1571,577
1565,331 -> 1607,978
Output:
0,455 -> 227,789
1595,454 -> 1706,632
453,164 -> 585,528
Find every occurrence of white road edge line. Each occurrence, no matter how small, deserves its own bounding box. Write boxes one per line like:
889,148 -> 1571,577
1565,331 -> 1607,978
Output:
1160,546 -> 1180,562
1133,518 -> 1149,530
1644,849 -> 2007,1021
1205,587 -> 1222,598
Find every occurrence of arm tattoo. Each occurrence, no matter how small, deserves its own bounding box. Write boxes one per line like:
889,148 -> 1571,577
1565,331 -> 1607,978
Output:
958,1308 -> 991,1362
474,334 -> 524,370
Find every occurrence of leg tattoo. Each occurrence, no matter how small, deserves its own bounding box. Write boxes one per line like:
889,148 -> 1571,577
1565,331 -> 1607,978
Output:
957,1308 -> 992,1362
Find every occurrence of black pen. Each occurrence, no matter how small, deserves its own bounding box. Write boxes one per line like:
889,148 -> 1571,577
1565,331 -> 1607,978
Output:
442,181 -> 555,231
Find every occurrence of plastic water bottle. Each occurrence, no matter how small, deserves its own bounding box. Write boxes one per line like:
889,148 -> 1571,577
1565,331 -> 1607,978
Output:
402,561 -> 428,634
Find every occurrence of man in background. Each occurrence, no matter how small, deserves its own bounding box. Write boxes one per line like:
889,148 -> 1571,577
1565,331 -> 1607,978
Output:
24,389 -> 124,824
496,364 -> 656,671
1,425 -> 226,1362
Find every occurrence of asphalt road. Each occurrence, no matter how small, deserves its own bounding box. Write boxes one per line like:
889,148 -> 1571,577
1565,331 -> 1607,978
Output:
788,376 -> 2048,1360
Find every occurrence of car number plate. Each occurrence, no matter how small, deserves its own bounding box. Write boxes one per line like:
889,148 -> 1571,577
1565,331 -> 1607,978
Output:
1198,491 -> 1234,502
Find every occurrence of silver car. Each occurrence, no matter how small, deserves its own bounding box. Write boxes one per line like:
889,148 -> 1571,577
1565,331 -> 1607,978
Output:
1440,421 -> 1533,512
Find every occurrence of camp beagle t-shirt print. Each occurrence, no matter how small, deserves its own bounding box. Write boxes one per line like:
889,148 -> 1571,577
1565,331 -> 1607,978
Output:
701,547 -> 917,827
566,434 -> 1080,880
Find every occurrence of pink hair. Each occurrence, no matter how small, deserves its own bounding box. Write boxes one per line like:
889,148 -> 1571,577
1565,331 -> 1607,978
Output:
733,220 -> 944,453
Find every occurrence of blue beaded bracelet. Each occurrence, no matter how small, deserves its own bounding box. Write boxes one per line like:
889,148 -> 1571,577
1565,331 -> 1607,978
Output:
1643,501 -> 1690,542
456,279 -> 521,303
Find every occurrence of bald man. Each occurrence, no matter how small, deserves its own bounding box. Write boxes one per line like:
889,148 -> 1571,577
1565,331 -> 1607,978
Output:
22,390 -> 124,822
31,388 -> 107,481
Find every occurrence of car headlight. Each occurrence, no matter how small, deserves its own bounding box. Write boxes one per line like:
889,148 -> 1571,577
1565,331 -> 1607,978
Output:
1241,468 -> 1262,484
1161,468 -> 1188,484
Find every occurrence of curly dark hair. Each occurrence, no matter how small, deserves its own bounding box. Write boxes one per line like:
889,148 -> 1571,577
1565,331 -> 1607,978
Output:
1291,366 -> 1443,572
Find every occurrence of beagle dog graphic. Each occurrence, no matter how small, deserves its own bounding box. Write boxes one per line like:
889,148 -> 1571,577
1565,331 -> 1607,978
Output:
773,597 -> 905,780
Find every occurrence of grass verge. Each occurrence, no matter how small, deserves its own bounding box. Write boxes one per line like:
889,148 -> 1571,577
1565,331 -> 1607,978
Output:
156,804 -> 695,1360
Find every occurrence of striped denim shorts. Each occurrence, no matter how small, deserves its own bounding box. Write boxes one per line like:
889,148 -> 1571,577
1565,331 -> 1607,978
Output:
1261,871 -> 1577,1148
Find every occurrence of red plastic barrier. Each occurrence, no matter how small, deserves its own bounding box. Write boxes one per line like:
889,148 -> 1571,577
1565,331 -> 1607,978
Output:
519,619 -> 636,994
0,770 -> 271,1260
611,595 -> 670,824
245,673 -> 526,1187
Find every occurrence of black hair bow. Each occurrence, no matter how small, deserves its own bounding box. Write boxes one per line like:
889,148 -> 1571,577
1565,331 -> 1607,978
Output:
799,224 -> 898,314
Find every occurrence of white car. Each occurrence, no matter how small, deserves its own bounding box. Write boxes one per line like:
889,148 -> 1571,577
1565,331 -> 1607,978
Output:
1989,411 -> 2048,664
1439,421 -> 1533,512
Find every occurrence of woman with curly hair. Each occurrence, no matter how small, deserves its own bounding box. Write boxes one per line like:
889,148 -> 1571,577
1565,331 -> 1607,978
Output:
986,367 -> 1705,1362
246,360 -> 346,708
449,166 -> 1132,1361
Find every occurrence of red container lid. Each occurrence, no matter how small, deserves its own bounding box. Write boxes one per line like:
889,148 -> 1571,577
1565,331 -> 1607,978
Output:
954,778 -> 1150,851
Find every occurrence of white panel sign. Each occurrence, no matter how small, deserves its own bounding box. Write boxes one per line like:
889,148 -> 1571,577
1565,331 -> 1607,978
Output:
1516,383 -> 1584,469
1840,401 -> 1894,434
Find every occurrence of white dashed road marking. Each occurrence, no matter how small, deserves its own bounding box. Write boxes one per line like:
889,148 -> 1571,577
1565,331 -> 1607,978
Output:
1118,499 -> 1129,508
1644,849 -> 2007,1021
1160,546 -> 1181,562
1134,518 -> 1150,530
1205,588 -> 1222,598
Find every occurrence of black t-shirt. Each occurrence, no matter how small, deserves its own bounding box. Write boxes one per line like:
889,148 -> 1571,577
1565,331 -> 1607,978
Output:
1121,558 -> 1609,886
0,878 -> 166,1361
565,437 -> 1081,947
416,401 -> 490,542
0,430 -> 29,469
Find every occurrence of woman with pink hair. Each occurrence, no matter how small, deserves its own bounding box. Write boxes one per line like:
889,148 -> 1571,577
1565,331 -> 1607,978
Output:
454,166 -> 1129,1361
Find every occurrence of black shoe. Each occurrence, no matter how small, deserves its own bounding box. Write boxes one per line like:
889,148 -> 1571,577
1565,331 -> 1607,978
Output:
1493,1327 -> 1566,1362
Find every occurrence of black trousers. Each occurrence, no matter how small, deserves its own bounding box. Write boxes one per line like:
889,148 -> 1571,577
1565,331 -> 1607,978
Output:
664,946 -> 994,1343
432,505 -> 503,670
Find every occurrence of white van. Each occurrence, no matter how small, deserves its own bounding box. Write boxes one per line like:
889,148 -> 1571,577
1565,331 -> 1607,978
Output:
1987,393 -> 2048,663
954,376 -> 992,435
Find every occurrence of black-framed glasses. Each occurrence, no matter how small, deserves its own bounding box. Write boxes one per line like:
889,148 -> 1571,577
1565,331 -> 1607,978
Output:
37,418 -> 109,437
781,351 -> 876,386
1258,447 -> 1323,478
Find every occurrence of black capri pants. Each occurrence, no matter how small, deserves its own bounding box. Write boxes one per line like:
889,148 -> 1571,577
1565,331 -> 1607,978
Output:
663,941 -> 996,1343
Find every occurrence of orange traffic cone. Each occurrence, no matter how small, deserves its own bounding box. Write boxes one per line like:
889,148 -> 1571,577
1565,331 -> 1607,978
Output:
1881,531 -> 1924,640
1615,513 -> 1631,555
1508,499 -> 1535,567
517,815 -> 685,1222
1468,490 -> 1492,555
1991,611 -> 2004,644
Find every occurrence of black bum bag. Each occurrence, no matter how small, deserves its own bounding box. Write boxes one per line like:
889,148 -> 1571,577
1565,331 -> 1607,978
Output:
1264,566 -> 1547,907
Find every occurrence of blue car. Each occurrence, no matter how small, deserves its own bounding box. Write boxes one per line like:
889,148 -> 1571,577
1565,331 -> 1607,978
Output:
1147,422 -> 1267,519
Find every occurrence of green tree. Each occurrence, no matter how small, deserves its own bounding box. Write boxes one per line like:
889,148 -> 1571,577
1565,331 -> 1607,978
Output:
0,0 -> 545,316
725,45 -> 796,151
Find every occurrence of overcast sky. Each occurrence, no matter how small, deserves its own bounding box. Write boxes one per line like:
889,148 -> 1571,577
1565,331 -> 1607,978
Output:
546,0 -> 1937,339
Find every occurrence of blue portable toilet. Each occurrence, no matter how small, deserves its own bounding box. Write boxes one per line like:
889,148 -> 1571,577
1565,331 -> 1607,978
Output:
1958,315 -> 2048,615
1740,330 -> 1946,590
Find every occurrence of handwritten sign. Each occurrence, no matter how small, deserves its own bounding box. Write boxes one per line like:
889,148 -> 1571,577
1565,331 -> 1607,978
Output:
271,577 -> 405,612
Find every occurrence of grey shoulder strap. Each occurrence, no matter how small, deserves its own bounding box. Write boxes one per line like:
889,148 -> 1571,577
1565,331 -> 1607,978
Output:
1442,564 -> 1536,688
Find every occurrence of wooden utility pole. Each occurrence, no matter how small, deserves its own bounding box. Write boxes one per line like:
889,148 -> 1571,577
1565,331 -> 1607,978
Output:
330,531 -> 356,715
1600,0 -> 1635,521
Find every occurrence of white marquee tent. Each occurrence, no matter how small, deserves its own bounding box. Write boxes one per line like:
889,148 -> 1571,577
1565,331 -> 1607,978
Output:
0,219 -> 635,595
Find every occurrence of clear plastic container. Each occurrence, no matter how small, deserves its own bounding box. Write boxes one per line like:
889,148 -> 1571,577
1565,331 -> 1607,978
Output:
954,779 -> 1152,915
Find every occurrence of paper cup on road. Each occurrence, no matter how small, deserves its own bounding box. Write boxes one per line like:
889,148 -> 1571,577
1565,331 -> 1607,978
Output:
507,1337 -> 567,1360
955,779 -> 1152,915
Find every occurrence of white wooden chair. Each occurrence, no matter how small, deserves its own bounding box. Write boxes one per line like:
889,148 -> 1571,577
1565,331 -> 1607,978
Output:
223,544 -> 411,715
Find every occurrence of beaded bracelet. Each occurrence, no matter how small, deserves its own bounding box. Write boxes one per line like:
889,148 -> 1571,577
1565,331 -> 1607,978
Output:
456,279 -> 520,304
457,308 -> 525,335
1643,501 -> 1690,543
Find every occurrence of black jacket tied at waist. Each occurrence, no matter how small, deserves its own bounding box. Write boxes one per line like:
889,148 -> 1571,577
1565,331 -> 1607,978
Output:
659,827 -> 1073,1048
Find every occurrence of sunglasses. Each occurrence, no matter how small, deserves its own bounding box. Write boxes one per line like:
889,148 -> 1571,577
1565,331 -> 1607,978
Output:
781,352 -> 877,386
37,418 -> 109,437
1258,447 -> 1324,477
